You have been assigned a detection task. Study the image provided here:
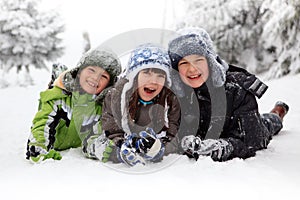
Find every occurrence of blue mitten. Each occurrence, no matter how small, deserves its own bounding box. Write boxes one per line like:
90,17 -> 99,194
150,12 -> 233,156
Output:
118,133 -> 145,167
136,128 -> 165,162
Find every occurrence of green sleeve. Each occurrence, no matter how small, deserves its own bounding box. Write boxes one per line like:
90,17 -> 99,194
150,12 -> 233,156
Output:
26,88 -> 69,161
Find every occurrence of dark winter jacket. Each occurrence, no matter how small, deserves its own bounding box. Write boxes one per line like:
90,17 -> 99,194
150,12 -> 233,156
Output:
102,77 -> 181,162
174,65 -> 270,160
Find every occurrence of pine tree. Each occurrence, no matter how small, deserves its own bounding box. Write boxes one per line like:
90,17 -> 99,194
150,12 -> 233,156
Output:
177,0 -> 266,73
175,0 -> 300,78
261,0 -> 300,79
0,0 -> 64,86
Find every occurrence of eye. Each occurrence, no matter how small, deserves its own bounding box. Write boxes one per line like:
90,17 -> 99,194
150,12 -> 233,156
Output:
87,67 -> 95,73
178,61 -> 188,66
141,70 -> 151,75
195,58 -> 205,62
102,74 -> 109,80
158,74 -> 166,79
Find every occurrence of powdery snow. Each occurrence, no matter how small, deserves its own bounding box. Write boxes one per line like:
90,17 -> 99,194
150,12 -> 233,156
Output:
0,68 -> 299,200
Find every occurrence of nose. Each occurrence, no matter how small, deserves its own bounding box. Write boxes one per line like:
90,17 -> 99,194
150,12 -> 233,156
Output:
187,63 -> 199,73
149,75 -> 159,84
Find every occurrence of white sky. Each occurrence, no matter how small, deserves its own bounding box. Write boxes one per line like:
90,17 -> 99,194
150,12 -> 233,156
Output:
40,0 -> 185,67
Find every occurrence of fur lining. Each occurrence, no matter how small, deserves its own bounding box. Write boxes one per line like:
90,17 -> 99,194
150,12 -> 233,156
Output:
53,71 -> 68,90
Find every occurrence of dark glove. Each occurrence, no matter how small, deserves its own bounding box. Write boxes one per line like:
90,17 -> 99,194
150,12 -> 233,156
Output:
181,135 -> 233,161
197,139 -> 234,161
181,135 -> 202,160
118,128 -> 165,166
118,133 -> 146,167
136,128 -> 164,161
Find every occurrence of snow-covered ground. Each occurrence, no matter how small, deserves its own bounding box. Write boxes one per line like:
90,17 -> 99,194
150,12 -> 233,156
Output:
0,69 -> 299,200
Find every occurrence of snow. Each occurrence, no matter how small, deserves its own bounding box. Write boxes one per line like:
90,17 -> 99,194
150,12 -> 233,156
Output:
0,68 -> 299,200
0,0 -> 300,198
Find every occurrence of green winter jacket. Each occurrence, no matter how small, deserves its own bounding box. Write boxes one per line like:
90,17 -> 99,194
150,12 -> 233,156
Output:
27,86 -> 102,160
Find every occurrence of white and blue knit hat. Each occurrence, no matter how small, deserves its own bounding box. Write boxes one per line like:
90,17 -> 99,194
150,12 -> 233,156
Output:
168,27 -> 228,87
120,43 -> 172,134
125,43 -> 172,87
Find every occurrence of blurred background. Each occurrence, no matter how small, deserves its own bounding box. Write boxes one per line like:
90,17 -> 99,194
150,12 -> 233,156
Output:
0,0 -> 299,88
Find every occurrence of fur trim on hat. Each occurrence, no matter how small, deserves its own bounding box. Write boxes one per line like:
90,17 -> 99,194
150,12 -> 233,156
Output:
168,27 -> 228,87
76,47 -> 122,87
60,48 -> 122,94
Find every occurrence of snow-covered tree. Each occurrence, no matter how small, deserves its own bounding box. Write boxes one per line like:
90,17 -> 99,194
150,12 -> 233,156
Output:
260,0 -> 300,79
176,0 -> 266,72
175,0 -> 300,78
0,0 -> 64,86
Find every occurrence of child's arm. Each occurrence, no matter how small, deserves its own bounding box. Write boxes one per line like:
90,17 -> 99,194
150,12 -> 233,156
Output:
163,93 -> 181,154
81,126 -> 115,163
26,91 -> 64,162
82,90 -> 123,163
101,90 -> 125,146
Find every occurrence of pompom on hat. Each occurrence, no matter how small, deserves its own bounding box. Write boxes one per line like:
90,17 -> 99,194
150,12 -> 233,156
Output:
168,27 -> 228,87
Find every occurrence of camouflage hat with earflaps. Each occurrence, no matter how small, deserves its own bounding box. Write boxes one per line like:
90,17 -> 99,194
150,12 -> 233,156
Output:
62,47 -> 122,93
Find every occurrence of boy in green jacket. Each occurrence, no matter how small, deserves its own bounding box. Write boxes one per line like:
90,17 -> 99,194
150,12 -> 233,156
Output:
26,47 -> 121,163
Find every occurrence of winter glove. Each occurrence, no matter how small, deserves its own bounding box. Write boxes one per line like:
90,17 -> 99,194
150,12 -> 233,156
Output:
118,133 -> 146,167
136,127 -> 165,161
30,149 -> 62,163
84,133 -> 114,163
181,135 -> 202,160
196,139 -> 234,161
181,135 -> 234,161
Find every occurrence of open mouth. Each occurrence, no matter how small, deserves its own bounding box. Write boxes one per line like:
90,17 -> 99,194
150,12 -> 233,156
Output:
87,81 -> 98,88
144,87 -> 156,94
188,74 -> 201,80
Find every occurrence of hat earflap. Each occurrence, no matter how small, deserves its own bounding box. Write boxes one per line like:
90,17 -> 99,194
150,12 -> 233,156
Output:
206,54 -> 228,87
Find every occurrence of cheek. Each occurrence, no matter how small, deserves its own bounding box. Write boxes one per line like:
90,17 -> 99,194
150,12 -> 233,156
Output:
100,79 -> 109,88
158,85 -> 164,92
79,76 -> 85,86
178,67 -> 188,77
179,72 -> 187,81
137,77 -> 146,87
204,67 -> 210,77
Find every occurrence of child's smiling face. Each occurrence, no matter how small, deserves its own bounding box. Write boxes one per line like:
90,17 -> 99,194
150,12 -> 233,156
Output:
79,66 -> 110,94
137,68 -> 166,102
178,54 -> 209,88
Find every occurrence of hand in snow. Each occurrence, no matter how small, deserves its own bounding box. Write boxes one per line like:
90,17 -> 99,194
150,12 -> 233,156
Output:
136,128 -> 164,161
118,128 -> 165,166
88,133 -> 114,163
181,135 -> 202,160
118,133 -> 145,166
181,135 -> 233,161
30,149 -> 62,163
196,139 -> 234,161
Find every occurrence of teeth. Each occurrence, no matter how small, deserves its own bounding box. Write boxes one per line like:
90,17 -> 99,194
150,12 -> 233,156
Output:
88,81 -> 97,88
189,74 -> 200,78
144,87 -> 156,93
